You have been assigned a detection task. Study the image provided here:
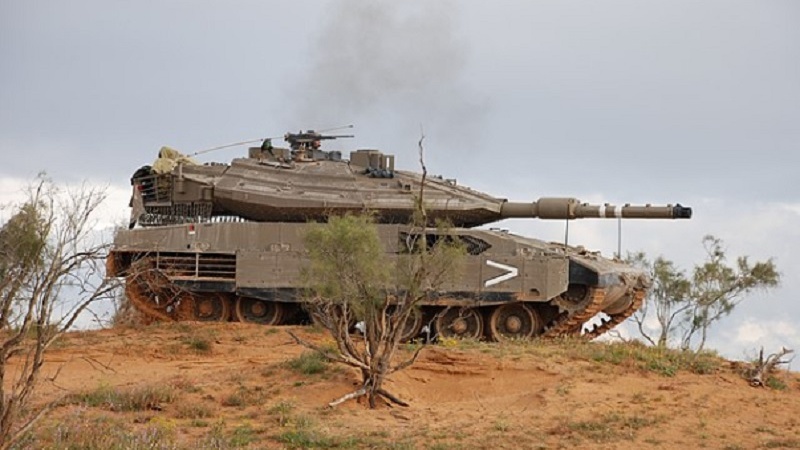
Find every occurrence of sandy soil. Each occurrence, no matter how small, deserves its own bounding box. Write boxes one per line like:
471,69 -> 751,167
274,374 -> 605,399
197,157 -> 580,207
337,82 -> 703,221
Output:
9,322 -> 800,449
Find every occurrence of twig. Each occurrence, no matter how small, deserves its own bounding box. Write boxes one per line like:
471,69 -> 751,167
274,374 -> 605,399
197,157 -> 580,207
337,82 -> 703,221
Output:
389,345 -> 425,375
81,355 -> 117,374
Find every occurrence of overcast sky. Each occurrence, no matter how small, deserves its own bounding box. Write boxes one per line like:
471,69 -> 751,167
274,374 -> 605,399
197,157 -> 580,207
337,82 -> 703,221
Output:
1,0 -> 798,359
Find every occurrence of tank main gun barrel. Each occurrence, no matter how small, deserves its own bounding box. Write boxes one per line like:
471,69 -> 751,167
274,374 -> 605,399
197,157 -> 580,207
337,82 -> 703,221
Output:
500,198 -> 692,220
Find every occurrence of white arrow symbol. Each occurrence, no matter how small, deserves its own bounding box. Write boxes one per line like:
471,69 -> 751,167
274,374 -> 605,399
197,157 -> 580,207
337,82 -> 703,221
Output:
484,260 -> 519,287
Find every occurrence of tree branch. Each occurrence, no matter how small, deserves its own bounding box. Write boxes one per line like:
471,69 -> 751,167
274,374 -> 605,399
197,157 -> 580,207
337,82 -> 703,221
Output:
286,329 -> 369,370
329,387 -> 367,408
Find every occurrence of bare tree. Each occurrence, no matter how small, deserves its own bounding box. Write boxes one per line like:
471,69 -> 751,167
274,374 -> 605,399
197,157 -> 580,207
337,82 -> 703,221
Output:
746,347 -> 794,388
290,135 -> 464,408
0,177 -> 119,449
630,235 -> 779,352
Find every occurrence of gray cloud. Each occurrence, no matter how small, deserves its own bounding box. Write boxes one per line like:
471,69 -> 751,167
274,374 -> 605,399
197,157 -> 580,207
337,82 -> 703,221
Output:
1,0 -> 797,358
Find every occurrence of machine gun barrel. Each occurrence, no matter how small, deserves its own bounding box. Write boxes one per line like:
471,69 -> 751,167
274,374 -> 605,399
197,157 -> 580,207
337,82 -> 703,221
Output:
283,131 -> 354,145
500,197 -> 692,220
318,134 -> 354,140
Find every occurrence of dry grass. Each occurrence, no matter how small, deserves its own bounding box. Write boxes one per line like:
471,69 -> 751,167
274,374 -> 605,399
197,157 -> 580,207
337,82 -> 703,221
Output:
65,383 -> 178,412
444,336 -> 724,377
13,324 -> 800,449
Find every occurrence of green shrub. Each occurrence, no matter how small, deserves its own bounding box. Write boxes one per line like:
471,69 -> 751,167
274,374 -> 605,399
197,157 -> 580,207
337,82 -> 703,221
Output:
275,429 -> 336,449
229,424 -> 258,447
287,351 -> 328,375
183,335 -> 213,353
766,376 -> 788,391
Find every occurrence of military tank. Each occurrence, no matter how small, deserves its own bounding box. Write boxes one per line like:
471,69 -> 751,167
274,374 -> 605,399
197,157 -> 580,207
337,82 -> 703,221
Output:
107,130 -> 692,341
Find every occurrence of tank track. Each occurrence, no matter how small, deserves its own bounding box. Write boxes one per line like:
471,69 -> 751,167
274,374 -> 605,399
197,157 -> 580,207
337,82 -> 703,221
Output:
540,288 -> 606,338
583,289 -> 645,339
124,274 -> 634,340
125,279 -> 178,323
124,261 -> 193,323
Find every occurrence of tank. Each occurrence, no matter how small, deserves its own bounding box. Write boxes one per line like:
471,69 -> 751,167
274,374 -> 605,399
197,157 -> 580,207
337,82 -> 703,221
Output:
107,130 -> 692,341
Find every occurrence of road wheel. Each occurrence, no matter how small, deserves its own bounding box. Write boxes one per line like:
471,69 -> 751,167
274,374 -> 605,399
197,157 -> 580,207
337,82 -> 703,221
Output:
435,307 -> 483,340
488,303 -> 541,341
234,297 -> 283,325
190,293 -> 230,322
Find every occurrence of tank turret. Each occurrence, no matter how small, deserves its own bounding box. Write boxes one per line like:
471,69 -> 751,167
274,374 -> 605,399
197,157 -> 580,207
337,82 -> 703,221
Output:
127,132 -> 691,228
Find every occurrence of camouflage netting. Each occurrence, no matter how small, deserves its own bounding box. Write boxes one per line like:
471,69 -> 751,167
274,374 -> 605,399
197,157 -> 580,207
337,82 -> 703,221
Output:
152,146 -> 198,174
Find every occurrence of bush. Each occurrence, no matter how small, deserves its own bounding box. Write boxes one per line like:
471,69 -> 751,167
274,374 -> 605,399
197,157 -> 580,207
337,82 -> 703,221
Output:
183,335 -> 214,353
275,429 -> 336,449
286,351 -> 328,375
67,384 -> 177,412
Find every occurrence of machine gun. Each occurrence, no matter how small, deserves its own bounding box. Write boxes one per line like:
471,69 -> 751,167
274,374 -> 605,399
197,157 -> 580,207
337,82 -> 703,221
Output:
284,130 -> 354,161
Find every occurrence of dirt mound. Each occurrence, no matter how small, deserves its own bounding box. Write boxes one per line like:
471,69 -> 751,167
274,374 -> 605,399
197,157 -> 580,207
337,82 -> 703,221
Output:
11,323 -> 800,449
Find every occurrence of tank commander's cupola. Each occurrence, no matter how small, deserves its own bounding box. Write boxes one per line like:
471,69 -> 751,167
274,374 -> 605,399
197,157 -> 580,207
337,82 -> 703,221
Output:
248,129 -> 352,163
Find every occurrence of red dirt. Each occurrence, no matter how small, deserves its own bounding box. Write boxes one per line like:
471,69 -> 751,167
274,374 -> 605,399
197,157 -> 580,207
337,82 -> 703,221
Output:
9,322 -> 800,449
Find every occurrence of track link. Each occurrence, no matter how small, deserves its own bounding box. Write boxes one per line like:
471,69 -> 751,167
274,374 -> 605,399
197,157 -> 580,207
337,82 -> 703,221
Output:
583,289 -> 645,339
541,288 -> 606,338
125,281 -> 177,322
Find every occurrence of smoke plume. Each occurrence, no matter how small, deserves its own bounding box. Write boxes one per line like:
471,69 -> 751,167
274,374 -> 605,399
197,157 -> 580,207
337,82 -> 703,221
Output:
289,0 -> 487,157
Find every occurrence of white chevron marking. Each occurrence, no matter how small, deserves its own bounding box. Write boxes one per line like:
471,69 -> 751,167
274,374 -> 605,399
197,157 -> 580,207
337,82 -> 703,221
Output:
484,260 -> 519,287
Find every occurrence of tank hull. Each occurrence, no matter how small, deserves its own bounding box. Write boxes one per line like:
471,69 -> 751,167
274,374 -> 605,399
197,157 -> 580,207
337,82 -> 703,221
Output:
108,222 -> 649,340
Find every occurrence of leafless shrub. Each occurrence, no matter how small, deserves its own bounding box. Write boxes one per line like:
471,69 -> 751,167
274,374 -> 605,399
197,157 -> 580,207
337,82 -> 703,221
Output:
746,347 -> 794,388
0,176 -> 119,449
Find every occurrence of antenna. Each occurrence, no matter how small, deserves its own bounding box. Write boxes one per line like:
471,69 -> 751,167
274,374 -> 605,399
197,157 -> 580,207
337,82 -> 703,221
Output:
189,137 -> 277,157
563,202 -> 571,247
317,124 -> 354,134
187,126 -> 354,158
